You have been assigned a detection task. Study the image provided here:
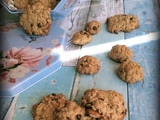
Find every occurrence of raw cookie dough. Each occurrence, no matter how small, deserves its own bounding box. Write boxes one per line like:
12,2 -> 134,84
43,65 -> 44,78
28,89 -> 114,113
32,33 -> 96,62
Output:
72,31 -> 92,45
81,89 -> 127,120
85,20 -> 101,35
117,60 -> 144,84
107,14 -> 139,34
76,55 -> 100,75
109,44 -> 133,63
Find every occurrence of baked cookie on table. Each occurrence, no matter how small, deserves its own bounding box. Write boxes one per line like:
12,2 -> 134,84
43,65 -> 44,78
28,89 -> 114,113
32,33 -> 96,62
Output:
107,14 -> 139,34
32,93 -> 66,120
109,44 -> 133,63
85,20 -> 101,35
76,55 -> 100,75
117,60 -> 144,84
13,0 -> 29,9
81,89 -> 127,120
30,0 -> 58,9
72,30 -> 92,45
20,2 -> 52,36
53,100 -> 86,120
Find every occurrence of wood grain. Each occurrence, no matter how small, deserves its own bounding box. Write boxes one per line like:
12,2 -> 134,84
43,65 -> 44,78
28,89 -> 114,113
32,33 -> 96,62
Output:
1,0 -> 160,120
61,0 -> 124,66
124,0 -> 160,119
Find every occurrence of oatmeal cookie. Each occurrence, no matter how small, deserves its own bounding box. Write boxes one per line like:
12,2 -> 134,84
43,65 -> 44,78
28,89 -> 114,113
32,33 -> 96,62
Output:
53,100 -> 85,120
81,89 -> 127,120
85,20 -> 101,35
109,44 -> 133,63
77,55 -> 100,75
72,30 -> 92,45
13,0 -> 29,9
20,2 -> 52,36
117,60 -> 144,84
107,14 -> 139,34
32,93 -> 66,120
30,0 -> 57,9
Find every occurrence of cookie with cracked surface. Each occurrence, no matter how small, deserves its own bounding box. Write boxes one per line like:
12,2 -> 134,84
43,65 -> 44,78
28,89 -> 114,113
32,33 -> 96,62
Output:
72,30 -> 92,45
109,44 -> 133,63
117,60 -> 144,84
32,93 -> 66,120
20,2 -> 52,36
13,0 -> 29,9
85,20 -> 101,35
30,0 -> 58,9
53,100 -> 85,120
81,89 -> 127,120
77,55 -> 100,75
107,14 -> 139,34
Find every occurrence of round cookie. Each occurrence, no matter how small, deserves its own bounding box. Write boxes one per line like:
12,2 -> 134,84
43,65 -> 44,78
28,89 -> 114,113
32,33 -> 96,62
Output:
117,60 -> 144,84
32,93 -> 66,120
20,2 -> 52,36
81,89 -> 127,120
72,30 -> 92,45
77,55 -> 100,75
109,44 -> 133,63
53,100 -> 85,120
85,20 -> 101,35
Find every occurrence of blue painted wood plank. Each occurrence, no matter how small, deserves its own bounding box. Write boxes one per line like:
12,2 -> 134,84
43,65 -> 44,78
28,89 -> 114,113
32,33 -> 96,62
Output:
12,67 -> 76,120
129,40 -> 160,120
124,0 -> 160,120
124,0 -> 160,38
0,97 -> 13,120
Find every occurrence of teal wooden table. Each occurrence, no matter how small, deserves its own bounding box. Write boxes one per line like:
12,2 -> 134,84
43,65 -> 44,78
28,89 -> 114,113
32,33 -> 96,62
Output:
1,0 -> 160,120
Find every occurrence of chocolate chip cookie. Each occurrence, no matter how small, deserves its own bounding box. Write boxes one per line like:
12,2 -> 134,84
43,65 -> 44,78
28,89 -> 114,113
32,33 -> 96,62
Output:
107,14 -> 139,34
53,100 -> 85,120
109,44 -> 133,63
85,20 -> 101,35
81,89 -> 127,120
20,2 -> 52,36
32,93 -> 66,120
77,55 -> 100,75
72,31 -> 92,45
117,60 -> 144,84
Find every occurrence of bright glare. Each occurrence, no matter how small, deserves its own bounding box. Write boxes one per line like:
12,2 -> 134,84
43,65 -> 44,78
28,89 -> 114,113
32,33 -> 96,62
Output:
60,31 -> 160,63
